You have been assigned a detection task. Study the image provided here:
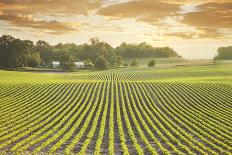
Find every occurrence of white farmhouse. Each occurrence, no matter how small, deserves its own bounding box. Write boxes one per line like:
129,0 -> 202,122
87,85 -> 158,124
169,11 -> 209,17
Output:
75,62 -> 84,68
52,61 -> 60,68
52,61 -> 84,69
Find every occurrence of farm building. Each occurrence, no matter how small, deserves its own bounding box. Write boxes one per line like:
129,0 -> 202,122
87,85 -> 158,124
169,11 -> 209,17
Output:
52,61 -> 60,68
75,62 -> 85,68
51,61 -> 84,69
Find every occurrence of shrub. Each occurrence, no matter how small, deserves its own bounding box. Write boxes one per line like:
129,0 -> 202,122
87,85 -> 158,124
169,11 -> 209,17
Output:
148,59 -> 156,67
130,59 -> 139,67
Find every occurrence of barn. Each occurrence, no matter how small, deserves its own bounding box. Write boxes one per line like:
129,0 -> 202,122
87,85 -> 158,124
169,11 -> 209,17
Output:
75,62 -> 85,68
52,61 -> 60,68
51,61 -> 84,69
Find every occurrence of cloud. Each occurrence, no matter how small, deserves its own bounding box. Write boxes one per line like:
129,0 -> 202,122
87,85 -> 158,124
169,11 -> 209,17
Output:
197,27 -> 225,38
0,0 -> 102,34
97,0 -> 181,24
165,32 -> 195,39
1,0 -> 231,39
162,0 -> 232,4
0,13 -> 77,35
182,2 -> 232,29
0,0 -> 102,16
165,28 -> 225,39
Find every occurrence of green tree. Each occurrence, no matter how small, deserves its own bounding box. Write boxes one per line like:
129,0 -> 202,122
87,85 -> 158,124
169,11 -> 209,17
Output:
0,35 -> 35,67
26,53 -> 41,67
84,59 -> 94,68
148,59 -> 156,67
214,46 -> 232,60
115,56 -> 123,67
36,40 -> 53,66
116,42 -> 180,59
95,56 -> 109,69
9,39 -> 34,67
130,59 -> 139,67
59,52 -> 76,71
0,35 -> 15,67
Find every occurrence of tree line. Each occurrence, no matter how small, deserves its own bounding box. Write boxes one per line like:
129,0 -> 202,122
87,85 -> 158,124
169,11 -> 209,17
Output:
214,46 -> 232,60
0,35 -> 180,70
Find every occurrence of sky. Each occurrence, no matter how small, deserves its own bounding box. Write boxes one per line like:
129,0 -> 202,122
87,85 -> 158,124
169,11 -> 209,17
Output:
0,0 -> 232,59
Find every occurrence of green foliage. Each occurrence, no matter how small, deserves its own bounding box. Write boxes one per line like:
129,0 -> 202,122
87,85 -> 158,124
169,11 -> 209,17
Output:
0,35 -> 182,70
130,59 -> 139,67
84,59 -> 94,68
0,35 -> 35,67
124,63 -> 128,67
116,42 -> 180,59
115,55 -> 123,66
148,59 -> 156,67
95,56 -> 109,69
36,40 -> 53,66
26,53 -> 41,67
59,52 -> 76,71
214,46 -> 232,60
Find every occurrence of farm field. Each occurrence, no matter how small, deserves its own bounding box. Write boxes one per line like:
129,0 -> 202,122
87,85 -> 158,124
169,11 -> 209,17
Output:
0,64 -> 232,155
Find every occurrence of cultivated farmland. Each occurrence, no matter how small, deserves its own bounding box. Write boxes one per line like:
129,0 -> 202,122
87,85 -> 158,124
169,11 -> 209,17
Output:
0,64 -> 232,155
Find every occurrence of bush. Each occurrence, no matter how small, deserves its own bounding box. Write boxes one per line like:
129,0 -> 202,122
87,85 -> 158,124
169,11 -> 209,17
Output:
130,59 -> 139,67
85,63 -> 95,68
124,63 -> 128,67
148,59 -> 156,67
95,56 -> 109,69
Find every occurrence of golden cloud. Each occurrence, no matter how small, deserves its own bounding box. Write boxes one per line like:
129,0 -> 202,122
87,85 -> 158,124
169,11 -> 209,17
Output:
165,32 -> 195,39
165,27 -> 225,39
1,0 -> 232,39
97,0 -> 181,24
0,13 -> 77,35
198,27 -> 225,38
162,0 -> 232,4
0,0 -> 102,15
182,2 -> 232,29
0,0 -> 101,34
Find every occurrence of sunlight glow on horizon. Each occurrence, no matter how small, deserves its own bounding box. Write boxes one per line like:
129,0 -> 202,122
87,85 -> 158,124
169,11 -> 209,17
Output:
1,0 -> 232,59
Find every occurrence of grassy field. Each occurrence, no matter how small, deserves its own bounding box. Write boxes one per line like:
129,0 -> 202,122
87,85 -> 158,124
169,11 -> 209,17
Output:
123,57 -> 214,67
0,63 -> 232,154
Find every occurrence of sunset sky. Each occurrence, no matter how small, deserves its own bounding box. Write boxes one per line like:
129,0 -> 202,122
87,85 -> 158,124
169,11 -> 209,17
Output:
0,0 -> 232,59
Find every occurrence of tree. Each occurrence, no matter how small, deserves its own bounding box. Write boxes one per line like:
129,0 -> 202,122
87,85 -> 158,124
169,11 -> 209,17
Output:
36,40 -> 52,66
84,59 -> 94,68
0,35 -> 15,67
130,59 -> 139,67
214,46 -> 232,60
26,53 -> 41,67
116,42 -> 180,59
148,59 -> 156,67
115,56 -> 123,67
9,39 -> 34,67
0,35 -> 35,68
0,34 -> 185,69
95,56 -> 109,69
59,52 -> 76,71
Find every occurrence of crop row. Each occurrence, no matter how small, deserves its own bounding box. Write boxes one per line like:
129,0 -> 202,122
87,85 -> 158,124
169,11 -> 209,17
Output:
0,80 -> 231,154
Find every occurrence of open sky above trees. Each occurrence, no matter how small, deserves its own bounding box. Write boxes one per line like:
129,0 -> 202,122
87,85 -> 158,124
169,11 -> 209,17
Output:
0,0 -> 232,59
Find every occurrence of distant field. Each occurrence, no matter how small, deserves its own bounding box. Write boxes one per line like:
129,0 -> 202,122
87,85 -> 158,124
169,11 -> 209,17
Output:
0,64 -> 231,154
123,57 -> 214,67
